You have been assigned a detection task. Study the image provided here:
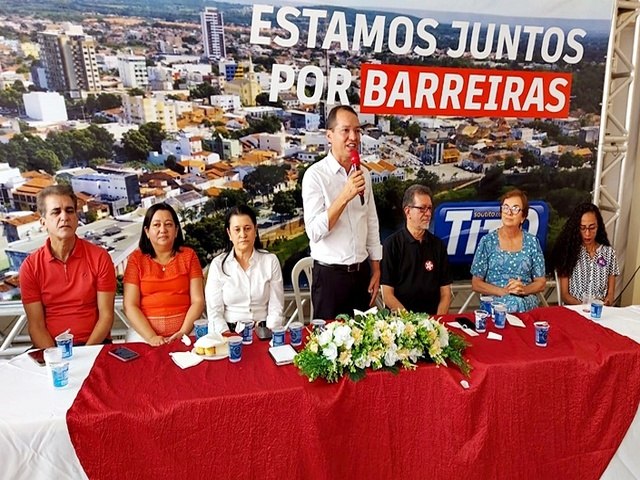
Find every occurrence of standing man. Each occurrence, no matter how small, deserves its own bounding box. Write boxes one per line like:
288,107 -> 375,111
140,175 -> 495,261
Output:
20,185 -> 117,347
381,184 -> 452,315
302,105 -> 382,319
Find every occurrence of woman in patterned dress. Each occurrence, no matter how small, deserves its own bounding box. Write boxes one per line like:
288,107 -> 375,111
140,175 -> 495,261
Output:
552,203 -> 619,306
470,189 -> 547,313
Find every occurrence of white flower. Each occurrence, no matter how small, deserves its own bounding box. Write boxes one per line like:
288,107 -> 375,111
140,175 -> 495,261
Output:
384,344 -> 399,366
390,319 -> 405,337
355,356 -> 367,369
322,342 -> 338,362
333,324 -> 354,349
437,323 -> 449,348
317,329 -> 333,346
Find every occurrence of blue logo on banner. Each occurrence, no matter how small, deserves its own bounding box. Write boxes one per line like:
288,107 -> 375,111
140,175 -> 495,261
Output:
433,201 -> 549,264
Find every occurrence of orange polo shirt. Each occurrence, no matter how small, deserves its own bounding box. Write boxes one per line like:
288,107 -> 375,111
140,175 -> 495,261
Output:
123,247 -> 203,336
20,237 -> 117,344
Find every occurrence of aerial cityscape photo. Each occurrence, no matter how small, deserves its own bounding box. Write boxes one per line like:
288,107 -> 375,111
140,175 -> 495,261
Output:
0,0 -> 612,296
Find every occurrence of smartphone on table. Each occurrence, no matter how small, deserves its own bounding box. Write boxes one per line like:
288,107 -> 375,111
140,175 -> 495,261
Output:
456,316 -> 476,330
28,349 -> 46,366
108,346 -> 140,362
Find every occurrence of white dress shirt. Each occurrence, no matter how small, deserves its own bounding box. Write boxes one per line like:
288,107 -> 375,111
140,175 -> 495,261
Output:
205,249 -> 284,333
302,152 -> 382,264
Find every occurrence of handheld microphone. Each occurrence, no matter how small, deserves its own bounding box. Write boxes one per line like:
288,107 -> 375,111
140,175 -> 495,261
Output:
350,149 -> 365,206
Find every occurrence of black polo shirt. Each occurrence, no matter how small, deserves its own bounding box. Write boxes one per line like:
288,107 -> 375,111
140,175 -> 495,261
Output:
381,226 -> 452,314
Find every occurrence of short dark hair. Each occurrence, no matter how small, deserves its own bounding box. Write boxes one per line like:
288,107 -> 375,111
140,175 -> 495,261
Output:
221,205 -> 263,275
500,188 -> 529,220
36,185 -> 77,216
402,184 -> 433,210
326,105 -> 358,130
139,203 -> 184,257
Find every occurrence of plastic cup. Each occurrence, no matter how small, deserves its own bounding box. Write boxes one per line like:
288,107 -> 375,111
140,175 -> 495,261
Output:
55,333 -> 73,359
193,319 -> 208,340
241,321 -> 255,345
480,296 -> 494,317
50,361 -> 69,388
289,321 -> 304,347
492,302 -> 507,329
534,321 -> 550,347
311,319 -> 326,332
582,294 -> 592,313
272,327 -> 286,347
228,336 -> 243,363
44,347 -> 63,379
474,310 -> 489,333
590,299 -> 604,319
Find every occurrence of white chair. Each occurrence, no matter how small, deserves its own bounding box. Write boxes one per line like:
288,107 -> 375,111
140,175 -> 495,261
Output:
291,257 -> 313,324
554,270 -> 564,306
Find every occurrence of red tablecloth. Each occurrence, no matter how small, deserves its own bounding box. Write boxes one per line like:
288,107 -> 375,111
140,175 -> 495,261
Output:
67,307 -> 640,480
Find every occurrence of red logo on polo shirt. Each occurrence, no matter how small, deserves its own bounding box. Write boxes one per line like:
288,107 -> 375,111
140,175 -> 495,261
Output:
425,261 -> 434,271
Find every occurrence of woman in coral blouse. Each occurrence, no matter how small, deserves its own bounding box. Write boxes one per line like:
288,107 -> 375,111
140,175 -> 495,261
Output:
124,203 -> 204,346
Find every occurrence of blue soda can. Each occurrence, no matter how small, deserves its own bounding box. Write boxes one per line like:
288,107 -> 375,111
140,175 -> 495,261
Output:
590,299 -> 604,320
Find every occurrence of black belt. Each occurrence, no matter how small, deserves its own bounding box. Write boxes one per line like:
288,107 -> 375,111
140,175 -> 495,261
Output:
314,260 -> 366,273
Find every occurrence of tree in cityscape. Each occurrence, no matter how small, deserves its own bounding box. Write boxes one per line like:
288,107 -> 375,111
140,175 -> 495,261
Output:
203,189 -> 251,215
183,214 -> 227,267
138,122 -> 166,152
272,190 -> 296,218
255,92 -> 283,108
32,149 -> 61,173
121,129 -> 152,161
415,168 -> 440,191
406,122 -> 422,141
504,155 -> 518,170
476,166 -> 505,201
242,165 -> 288,198
85,92 -> 122,114
519,149 -> 539,169
0,84 -> 24,111
189,82 -> 220,100
372,176 -> 406,227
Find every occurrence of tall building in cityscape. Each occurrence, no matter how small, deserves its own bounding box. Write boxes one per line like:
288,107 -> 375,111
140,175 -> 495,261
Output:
201,7 -> 226,61
117,54 -> 149,89
37,23 -> 100,97
122,94 -> 178,132
22,92 -> 68,122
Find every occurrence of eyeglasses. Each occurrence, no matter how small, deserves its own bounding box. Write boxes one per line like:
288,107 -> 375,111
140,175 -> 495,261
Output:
580,225 -> 597,232
331,127 -> 362,136
409,205 -> 433,214
501,204 -> 522,215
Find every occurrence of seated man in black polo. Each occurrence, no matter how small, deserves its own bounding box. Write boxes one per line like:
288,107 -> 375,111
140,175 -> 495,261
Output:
381,185 -> 452,315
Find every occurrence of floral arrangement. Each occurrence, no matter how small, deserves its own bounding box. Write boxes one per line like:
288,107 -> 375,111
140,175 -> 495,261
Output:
293,309 -> 471,383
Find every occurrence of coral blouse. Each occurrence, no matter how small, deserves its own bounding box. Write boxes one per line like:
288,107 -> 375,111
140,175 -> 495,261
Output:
124,247 -> 203,336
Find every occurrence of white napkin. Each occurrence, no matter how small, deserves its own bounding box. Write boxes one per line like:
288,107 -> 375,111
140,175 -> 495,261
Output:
506,314 -> 526,328
181,335 -> 192,346
169,351 -> 203,369
487,332 -> 503,341
446,322 -> 479,337
269,345 -> 297,365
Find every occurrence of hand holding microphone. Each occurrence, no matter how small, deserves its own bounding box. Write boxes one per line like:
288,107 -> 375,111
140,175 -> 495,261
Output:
350,149 -> 365,206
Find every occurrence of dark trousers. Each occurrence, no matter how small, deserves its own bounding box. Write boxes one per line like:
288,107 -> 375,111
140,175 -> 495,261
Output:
312,260 -> 371,320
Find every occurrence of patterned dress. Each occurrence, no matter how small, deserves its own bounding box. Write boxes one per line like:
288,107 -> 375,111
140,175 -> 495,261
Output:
568,244 -> 619,302
471,229 -> 546,313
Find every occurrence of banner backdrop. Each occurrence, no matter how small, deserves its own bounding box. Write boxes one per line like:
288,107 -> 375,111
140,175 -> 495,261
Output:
250,0 -> 614,118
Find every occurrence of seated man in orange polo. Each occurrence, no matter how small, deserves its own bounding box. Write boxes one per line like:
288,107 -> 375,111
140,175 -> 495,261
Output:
20,185 -> 117,347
